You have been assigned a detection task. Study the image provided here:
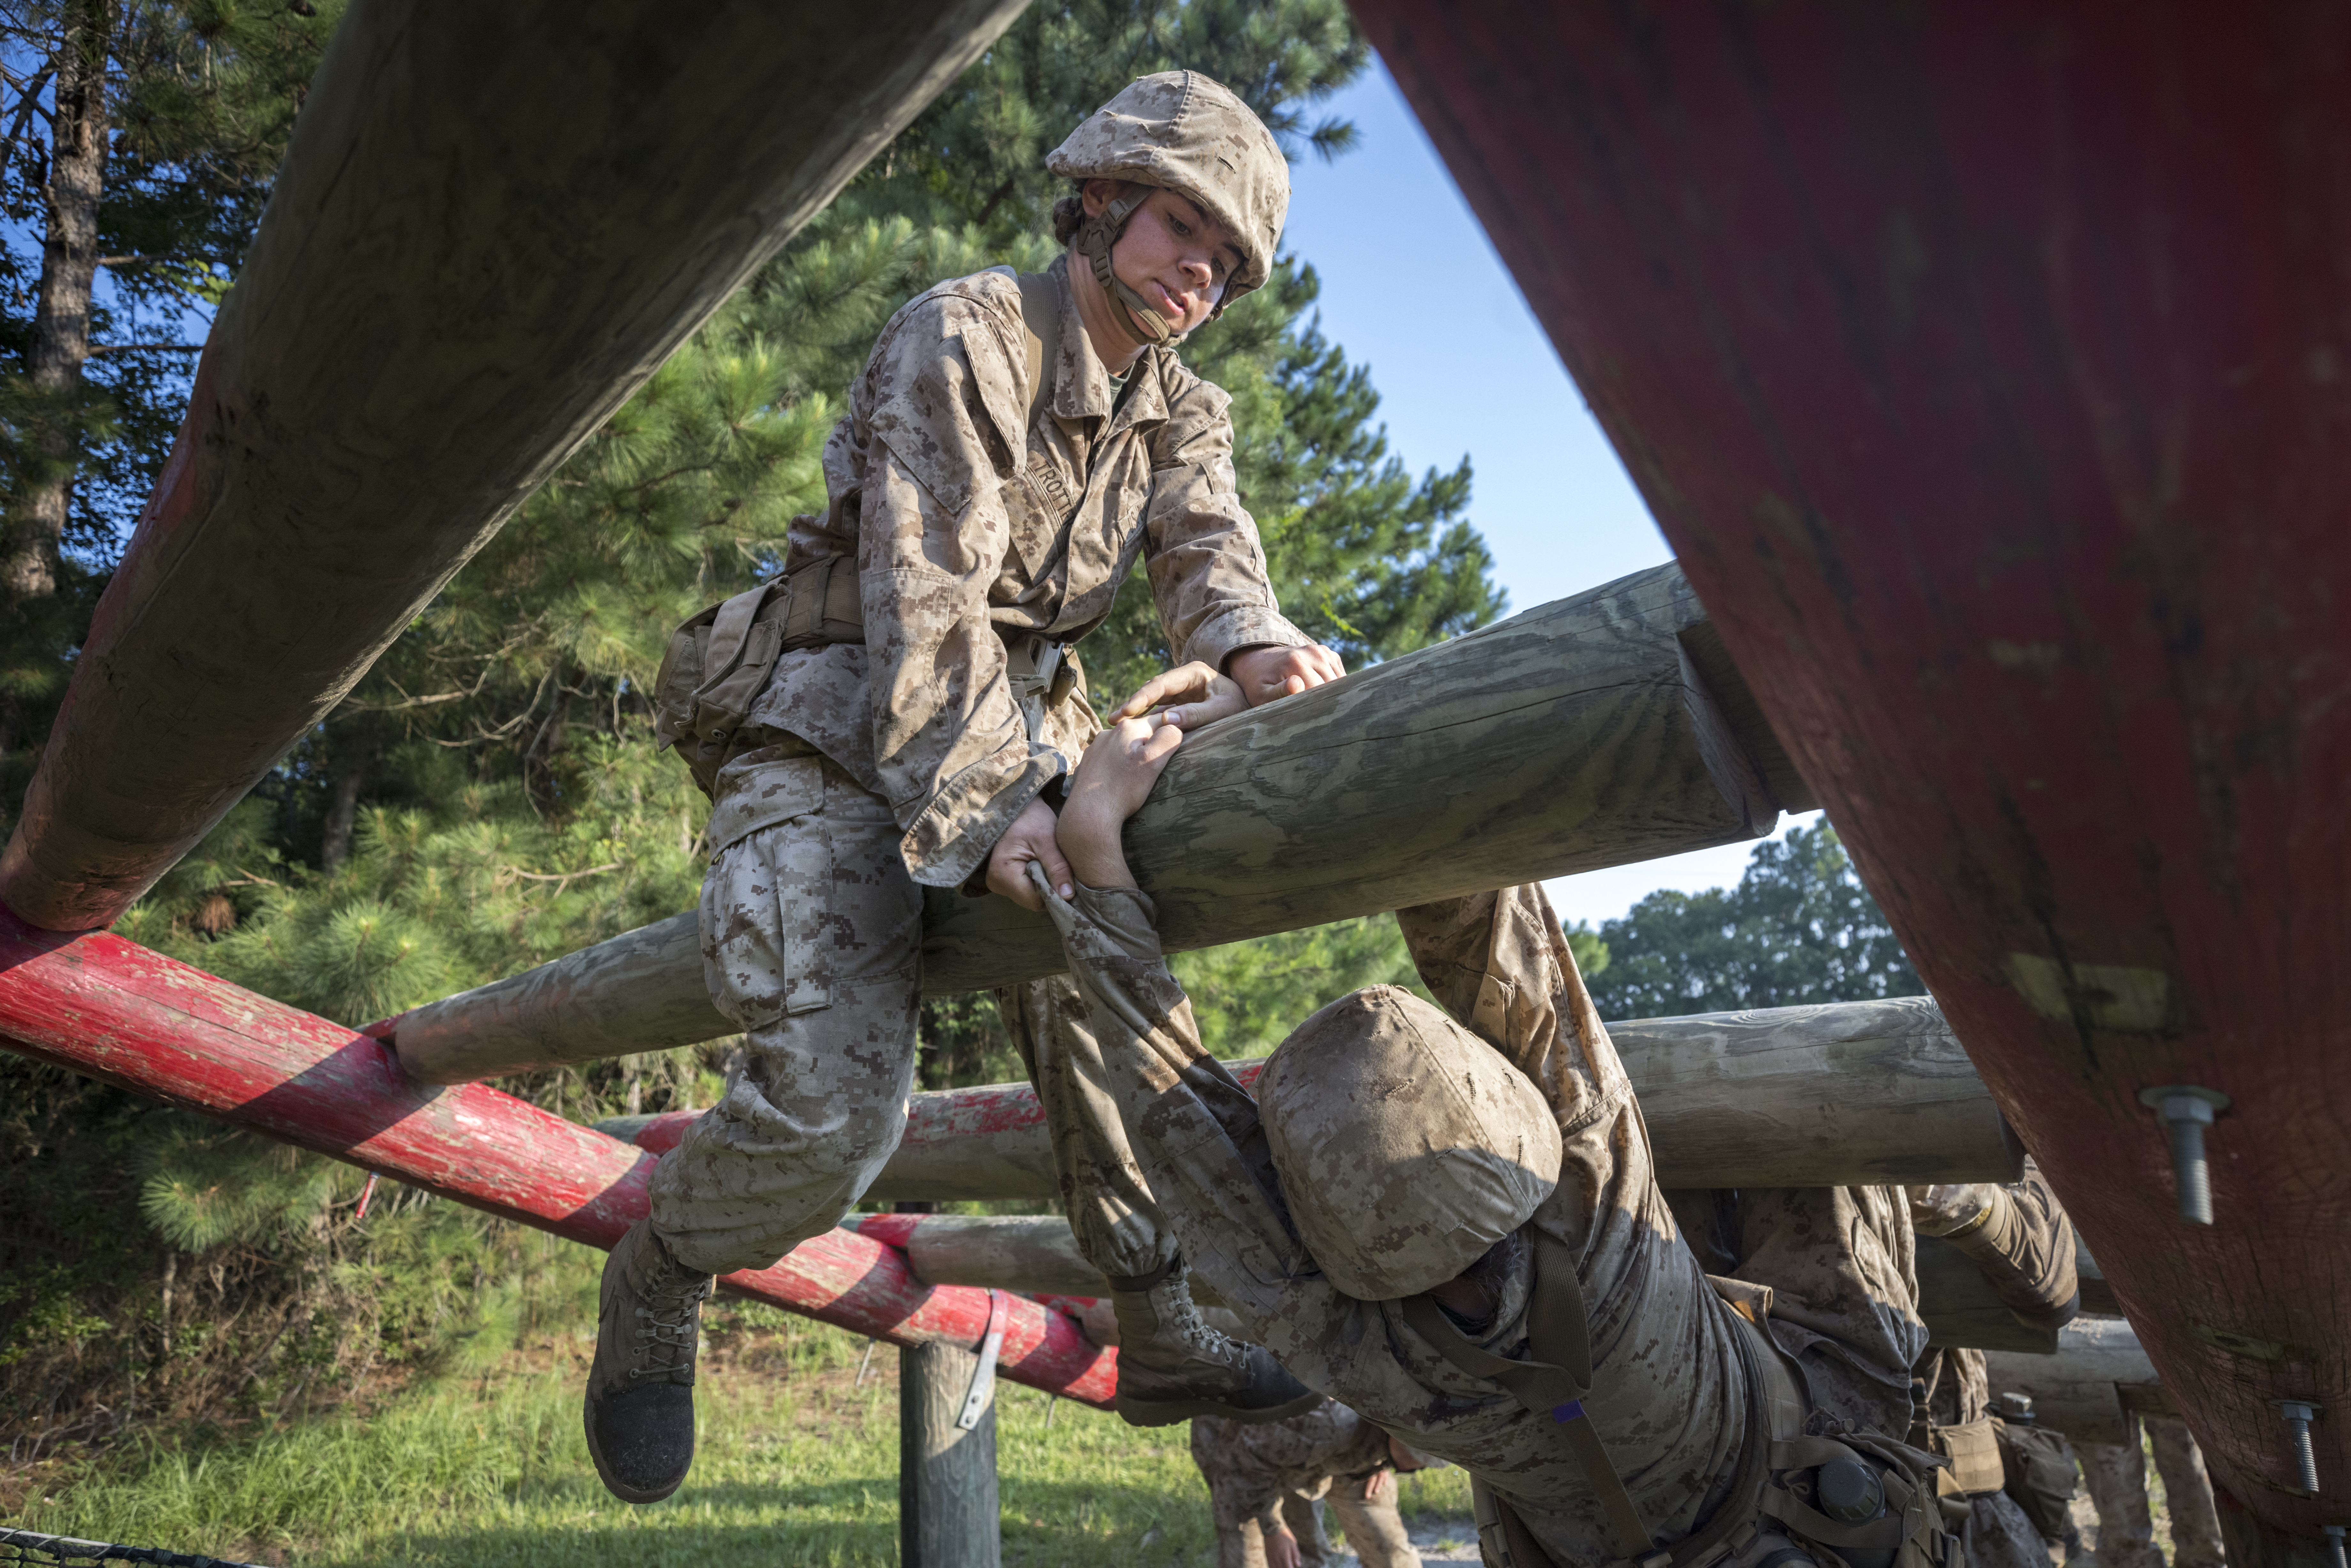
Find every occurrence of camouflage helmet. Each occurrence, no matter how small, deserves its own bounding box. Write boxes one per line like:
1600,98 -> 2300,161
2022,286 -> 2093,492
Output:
1258,986 -> 1562,1301
1046,70 -> 1289,345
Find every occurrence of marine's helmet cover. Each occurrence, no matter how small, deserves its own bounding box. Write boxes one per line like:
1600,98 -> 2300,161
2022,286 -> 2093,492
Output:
1046,70 -> 1290,346
1258,985 -> 1564,1301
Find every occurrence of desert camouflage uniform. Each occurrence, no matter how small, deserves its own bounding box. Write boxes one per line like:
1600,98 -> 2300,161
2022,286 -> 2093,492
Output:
2079,1416 -> 2227,1568
1909,1167 -> 2081,1568
649,252 -> 1310,1277
1037,879 -> 1933,1564
1193,1399 -> 1421,1568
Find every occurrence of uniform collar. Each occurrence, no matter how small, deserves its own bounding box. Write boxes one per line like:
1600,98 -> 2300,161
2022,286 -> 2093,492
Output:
1049,252 -> 1169,433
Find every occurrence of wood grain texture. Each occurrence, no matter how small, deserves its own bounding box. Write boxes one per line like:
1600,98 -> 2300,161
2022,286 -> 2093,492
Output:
393,564 -> 1813,1083
1350,0 -> 2351,1538
601,993 -> 2015,1200
0,901 -> 1115,1407
900,1339 -> 1002,1568
0,0 -> 1026,932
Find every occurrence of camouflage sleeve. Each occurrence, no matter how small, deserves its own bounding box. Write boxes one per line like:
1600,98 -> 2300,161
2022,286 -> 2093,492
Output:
1037,880 -> 1353,1347
1142,369 -> 1314,671
1944,1162 -> 2081,1329
858,294 -> 1064,887
1392,884 -> 1634,1135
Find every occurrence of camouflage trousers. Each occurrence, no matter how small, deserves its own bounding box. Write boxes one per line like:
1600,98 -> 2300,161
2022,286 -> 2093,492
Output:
1959,1491 -> 2057,1568
647,740 -> 1176,1281
2080,1416 -> 2226,1568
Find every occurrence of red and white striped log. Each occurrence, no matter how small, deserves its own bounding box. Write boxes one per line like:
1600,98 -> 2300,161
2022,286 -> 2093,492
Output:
0,902 -> 1113,1407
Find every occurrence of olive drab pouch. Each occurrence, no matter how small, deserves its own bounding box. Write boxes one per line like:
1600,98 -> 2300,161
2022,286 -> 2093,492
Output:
1991,1419 -> 2078,1540
651,554 -> 865,798
1922,1416 -> 2006,1500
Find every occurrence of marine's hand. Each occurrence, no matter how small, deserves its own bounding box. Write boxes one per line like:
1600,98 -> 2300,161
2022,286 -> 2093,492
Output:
1266,1529 -> 1302,1568
1367,1468 -> 1395,1503
1059,716 -> 1183,891
1114,660 -> 1245,730
1229,643 -> 1344,706
986,795 -> 1073,910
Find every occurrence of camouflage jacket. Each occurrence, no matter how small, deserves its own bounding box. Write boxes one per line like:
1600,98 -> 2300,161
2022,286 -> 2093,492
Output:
1916,1163 -> 2080,1428
1042,879 -> 1932,1562
743,254 -> 1308,888
1044,881 -> 1758,1563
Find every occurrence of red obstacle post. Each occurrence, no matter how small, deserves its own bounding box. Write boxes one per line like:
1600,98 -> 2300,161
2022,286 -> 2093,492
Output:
1346,1 -> 2350,1553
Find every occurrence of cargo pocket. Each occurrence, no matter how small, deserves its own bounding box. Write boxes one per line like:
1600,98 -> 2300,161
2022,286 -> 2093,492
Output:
700,754 -> 832,1028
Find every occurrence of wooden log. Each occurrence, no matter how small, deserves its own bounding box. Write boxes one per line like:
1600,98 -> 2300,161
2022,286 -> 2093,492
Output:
391,562 -> 1816,1085
852,1215 -> 2071,1354
900,1339 -> 1001,1568
1981,1319 -> 2163,1447
0,900 -> 1116,1407
1347,0 -> 2351,1539
597,993 -> 2017,1199
0,0 -> 1026,933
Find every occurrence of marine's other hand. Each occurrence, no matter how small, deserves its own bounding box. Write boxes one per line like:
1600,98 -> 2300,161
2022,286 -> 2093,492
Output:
1228,642 -> 1344,706
1057,717 -> 1184,892
1114,660 -> 1245,731
985,795 -> 1073,910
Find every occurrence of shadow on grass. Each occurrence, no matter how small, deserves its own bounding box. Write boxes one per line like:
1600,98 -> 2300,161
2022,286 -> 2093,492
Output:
351,1476 -> 1218,1568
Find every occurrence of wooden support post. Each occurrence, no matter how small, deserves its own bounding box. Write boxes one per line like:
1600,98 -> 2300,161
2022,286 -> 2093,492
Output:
390,562 -> 1820,1084
900,1339 -> 1002,1568
0,0 -> 1026,932
596,993 -> 2018,1196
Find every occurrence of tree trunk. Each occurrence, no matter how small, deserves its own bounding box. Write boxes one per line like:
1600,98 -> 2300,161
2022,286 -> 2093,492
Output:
320,764 -> 363,871
9,0 -> 111,601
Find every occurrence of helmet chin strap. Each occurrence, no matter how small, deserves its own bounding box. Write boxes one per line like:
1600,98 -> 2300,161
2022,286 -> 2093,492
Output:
1076,190 -> 1189,349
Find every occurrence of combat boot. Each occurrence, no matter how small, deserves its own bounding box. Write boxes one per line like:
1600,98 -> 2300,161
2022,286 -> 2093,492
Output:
1107,1252 -> 1319,1427
584,1220 -> 713,1503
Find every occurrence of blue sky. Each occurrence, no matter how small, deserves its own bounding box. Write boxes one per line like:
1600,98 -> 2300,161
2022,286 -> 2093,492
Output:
1278,58 -> 1820,931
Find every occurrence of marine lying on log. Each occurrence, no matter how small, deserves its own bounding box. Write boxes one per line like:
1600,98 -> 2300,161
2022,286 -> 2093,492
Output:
593,990 -> 2018,1199
0,0 -> 1028,934
390,561 -> 1818,1085
790,1212 -> 2095,1357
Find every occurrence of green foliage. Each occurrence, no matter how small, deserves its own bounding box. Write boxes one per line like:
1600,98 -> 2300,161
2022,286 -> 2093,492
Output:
0,0 -> 1514,1459
1583,824 -> 1922,1020
1171,917 -> 1424,1059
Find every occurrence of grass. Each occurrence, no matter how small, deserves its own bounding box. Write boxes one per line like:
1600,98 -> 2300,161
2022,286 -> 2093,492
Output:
11,1310 -> 1474,1566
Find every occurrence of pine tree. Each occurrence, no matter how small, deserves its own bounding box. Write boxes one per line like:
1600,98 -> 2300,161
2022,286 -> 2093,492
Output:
0,0 -> 344,793
1583,823 -> 1922,1020
2,0 -> 1520,1446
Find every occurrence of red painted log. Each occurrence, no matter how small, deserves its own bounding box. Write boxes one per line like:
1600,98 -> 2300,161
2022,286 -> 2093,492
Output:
0,902 -> 1112,1407
1347,0 -> 2350,1543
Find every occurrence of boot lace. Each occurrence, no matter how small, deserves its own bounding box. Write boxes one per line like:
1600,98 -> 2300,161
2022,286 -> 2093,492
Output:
628,1280 -> 709,1379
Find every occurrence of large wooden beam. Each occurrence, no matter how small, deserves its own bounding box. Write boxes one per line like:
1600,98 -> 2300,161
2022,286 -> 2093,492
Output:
594,993 -> 2016,1198
0,0 -> 1026,933
1349,0 -> 2351,1544
391,563 -> 1815,1083
0,903 -> 1115,1407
